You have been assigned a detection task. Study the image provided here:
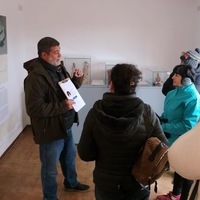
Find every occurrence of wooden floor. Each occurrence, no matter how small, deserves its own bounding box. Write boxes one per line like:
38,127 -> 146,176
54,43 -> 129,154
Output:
0,126 -> 173,200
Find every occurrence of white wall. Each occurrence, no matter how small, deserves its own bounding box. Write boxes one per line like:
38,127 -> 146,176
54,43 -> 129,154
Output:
0,0 -> 199,156
23,0 -> 198,69
195,0 -> 200,46
0,0 -> 27,156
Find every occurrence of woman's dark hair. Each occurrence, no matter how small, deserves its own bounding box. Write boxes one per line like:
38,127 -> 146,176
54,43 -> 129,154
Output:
173,64 -> 196,83
37,37 -> 60,56
111,63 -> 142,95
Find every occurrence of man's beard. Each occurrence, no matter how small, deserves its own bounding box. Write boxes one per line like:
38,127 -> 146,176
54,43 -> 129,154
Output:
48,59 -> 60,66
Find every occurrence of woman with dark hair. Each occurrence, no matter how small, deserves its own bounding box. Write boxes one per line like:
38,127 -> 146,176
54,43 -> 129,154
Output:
78,63 -> 168,200
162,48 -> 200,95
157,65 -> 200,200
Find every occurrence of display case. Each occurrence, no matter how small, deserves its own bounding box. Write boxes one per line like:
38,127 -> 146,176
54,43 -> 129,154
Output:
64,57 -> 91,85
105,63 -> 115,86
63,58 -> 171,88
145,68 -> 171,86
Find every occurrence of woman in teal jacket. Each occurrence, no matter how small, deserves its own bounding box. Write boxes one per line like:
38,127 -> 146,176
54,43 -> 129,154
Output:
157,64 -> 200,200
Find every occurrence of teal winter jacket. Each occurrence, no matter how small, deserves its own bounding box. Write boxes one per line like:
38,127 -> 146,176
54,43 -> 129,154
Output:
161,84 -> 200,145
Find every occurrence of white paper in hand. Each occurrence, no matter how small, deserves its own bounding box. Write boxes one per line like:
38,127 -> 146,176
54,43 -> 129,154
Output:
58,78 -> 86,112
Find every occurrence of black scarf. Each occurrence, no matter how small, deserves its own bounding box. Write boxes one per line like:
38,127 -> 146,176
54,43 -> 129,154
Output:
39,58 -> 66,101
39,58 -> 76,129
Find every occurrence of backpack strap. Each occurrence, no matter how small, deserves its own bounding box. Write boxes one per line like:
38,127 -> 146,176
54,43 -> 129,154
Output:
143,104 -> 153,139
143,104 -> 158,193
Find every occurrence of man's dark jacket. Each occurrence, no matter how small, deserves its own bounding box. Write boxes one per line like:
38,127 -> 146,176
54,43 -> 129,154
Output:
24,58 -> 83,144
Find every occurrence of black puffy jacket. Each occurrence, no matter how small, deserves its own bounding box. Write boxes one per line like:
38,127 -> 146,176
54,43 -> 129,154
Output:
78,93 -> 168,193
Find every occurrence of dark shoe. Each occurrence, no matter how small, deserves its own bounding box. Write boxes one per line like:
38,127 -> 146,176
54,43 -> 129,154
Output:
64,183 -> 90,192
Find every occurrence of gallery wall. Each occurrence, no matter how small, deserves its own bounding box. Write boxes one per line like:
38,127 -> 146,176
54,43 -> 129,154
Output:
195,0 -> 200,45
0,0 -> 26,157
0,0 -> 199,156
22,0 -> 199,77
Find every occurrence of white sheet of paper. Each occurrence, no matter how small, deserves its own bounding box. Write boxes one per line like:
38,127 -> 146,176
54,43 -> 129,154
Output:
58,78 -> 85,112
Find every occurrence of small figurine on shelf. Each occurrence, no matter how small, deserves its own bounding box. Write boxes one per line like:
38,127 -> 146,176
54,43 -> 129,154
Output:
153,73 -> 163,86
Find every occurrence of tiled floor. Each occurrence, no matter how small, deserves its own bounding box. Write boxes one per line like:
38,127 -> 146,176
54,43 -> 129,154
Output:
0,126 -> 173,200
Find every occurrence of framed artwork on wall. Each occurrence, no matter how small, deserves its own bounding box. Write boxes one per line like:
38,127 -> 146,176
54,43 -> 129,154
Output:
0,15 -> 7,54
64,57 -> 91,85
0,15 -> 7,83
0,15 -> 8,125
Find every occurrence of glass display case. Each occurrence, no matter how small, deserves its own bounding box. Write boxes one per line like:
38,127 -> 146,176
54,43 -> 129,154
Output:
145,68 -> 171,86
64,57 -> 91,85
63,58 -> 171,88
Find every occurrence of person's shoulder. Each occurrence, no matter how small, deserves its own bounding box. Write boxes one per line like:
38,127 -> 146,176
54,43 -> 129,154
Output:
143,103 -> 150,111
165,87 -> 177,97
143,103 -> 154,116
176,85 -> 200,104
191,88 -> 200,101
24,58 -> 40,72
185,84 -> 199,97
93,99 -> 102,108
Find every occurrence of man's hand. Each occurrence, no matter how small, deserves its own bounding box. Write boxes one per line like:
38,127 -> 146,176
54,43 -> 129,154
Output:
64,99 -> 75,110
73,69 -> 83,77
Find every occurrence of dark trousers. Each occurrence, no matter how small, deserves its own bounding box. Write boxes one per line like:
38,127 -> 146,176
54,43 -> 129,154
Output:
172,172 -> 193,200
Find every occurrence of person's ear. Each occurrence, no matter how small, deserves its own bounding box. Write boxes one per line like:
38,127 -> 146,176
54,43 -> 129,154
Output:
109,81 -> 114,93
41,52 -> 48,59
